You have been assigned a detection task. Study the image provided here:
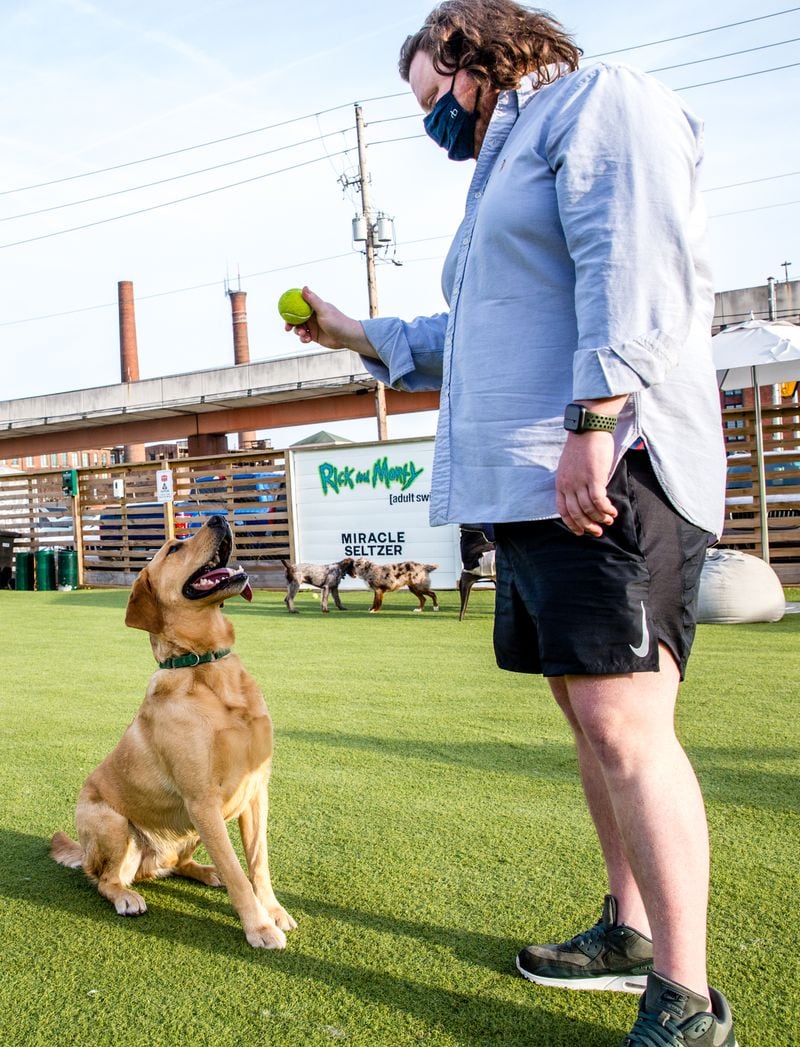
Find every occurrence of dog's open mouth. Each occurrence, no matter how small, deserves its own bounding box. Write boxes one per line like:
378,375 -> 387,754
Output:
182,531 -> 253,602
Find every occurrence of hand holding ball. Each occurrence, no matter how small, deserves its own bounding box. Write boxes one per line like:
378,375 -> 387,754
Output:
278,288 -> 313,326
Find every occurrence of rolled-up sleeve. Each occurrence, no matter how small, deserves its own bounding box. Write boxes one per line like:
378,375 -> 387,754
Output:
544,65 -> 702,399
360,313 -> 448,392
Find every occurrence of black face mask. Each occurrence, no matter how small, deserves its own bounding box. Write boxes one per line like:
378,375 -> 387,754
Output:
423,74 -> 477,161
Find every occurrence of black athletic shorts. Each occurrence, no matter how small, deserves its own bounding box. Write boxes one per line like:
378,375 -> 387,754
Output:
492,449 -> 711,679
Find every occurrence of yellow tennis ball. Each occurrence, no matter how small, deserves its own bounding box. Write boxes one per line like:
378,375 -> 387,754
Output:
278,288 -> 313,325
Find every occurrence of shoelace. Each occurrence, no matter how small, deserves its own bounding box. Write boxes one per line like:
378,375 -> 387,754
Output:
560,920 -> 606,951
623,1009 -> 688,1046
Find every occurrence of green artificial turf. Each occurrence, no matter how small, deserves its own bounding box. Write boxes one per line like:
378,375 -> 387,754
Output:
0,586 -> 798,1046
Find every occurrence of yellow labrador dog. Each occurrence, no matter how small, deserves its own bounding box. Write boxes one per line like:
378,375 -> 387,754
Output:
51,515 -> 295,949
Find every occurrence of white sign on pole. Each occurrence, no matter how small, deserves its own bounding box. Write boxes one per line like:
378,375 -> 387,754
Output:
288,438 -> 462,588
155,467 -> 174,504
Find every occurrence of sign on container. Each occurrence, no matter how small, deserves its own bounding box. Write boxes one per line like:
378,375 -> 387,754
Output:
287,438 -> 462,588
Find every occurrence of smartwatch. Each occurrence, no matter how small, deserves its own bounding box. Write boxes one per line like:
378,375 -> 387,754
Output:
563,403 -> 618,434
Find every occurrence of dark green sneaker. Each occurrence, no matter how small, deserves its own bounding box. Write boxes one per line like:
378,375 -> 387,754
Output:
622,972 -> 737,1046
516,895 -> 653,992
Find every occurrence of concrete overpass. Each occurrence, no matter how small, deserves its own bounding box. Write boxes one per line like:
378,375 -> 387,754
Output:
0,349 -> 440,458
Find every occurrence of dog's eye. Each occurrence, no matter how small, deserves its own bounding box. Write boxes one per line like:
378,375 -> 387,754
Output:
166,543 -> 182,556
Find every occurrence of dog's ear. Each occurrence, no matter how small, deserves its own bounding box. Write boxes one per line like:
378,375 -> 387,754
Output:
125,569 -> 164,633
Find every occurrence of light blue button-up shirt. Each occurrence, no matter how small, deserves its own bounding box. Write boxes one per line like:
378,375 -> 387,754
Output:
361,63 -> 726,536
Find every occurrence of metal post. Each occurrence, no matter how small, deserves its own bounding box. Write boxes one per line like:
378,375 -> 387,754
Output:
751,368 -> 770,563
70,477 -> 85,587
161,460 -> 176,541
354,103 -> 388,441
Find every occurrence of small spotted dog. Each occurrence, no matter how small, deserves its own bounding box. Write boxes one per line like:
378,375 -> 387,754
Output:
353,558 -> 440,613
281,557 -> 355,613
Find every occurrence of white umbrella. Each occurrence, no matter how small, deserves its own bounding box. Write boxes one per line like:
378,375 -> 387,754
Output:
712,317 -> 800,563
713,318 -> 800,391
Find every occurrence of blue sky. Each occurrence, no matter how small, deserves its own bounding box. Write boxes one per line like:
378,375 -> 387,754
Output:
1,0 -> 798,444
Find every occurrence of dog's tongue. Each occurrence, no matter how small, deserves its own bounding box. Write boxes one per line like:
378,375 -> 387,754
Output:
191,566 -> 252,601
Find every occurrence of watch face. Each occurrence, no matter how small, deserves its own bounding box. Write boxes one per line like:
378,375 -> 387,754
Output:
564,403 -> 584,431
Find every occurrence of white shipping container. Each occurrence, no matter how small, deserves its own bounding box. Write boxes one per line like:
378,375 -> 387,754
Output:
287,437 -> 462,588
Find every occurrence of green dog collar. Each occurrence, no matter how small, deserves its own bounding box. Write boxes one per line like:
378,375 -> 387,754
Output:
158,648 -> 231,670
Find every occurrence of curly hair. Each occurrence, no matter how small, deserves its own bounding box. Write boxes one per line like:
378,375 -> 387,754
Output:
399,0 -> 581,89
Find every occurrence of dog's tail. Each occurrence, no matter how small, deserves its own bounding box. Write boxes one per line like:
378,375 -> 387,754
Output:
279,557 -> 293,578
50,831 -> 84,869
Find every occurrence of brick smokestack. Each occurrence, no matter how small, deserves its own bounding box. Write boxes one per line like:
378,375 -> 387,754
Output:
118,280 -> 146,463
118,280 -> 140,382
229,289 -> 257,450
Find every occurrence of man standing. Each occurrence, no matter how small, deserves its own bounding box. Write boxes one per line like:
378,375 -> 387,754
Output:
286,3 -> 733,1043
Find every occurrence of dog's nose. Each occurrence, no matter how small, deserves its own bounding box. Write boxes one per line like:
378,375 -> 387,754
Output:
208,514 -> 227,530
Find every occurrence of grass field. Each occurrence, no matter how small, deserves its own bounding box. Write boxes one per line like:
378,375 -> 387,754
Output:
1,585 -> 798,1046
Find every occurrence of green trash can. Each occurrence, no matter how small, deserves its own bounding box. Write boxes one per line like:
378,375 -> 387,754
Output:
35,548 -> 56,591
15,551 -> 34,591
57,549 -> 79,590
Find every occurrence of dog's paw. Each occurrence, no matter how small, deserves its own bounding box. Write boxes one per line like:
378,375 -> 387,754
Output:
245,922 -> 287,949
432,605 -> 441,612
412,607 -> 423,613
268,903 -> 297,932
114,890 -> 147,916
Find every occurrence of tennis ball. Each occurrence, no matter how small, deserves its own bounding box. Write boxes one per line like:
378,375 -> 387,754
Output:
278,288 -> 313,325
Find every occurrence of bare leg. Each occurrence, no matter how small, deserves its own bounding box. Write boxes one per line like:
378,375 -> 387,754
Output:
559,644 -> 709,997
549,676 -> 650,937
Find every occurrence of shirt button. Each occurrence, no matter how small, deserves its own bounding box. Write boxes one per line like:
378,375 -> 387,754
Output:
475,190 -> 482,198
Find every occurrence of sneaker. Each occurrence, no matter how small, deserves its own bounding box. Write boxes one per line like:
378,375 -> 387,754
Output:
515,895 -> 653,993
622,972 -> 737,1046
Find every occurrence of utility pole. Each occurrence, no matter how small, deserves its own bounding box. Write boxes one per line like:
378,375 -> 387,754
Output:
354,103 -> 388,441
781,260 -> 792,283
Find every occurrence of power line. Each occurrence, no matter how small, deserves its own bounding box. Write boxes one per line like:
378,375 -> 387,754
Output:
0,91 -> 406,199
0,126 -> 354,224
704,170 -> 800,192
3,180 -> 798,328
709,197 -> 800,219
8,50 -> 796,229
587,7 -> 800,58
647,35 -> 800,73
369,133 -> 428,147
676,60 -> 800,90
0,249 -> 360,327
2,8 -> 797,211
0,148 -> 353,251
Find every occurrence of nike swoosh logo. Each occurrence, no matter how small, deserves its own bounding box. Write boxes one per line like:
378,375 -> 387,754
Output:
629,602 -> 650,658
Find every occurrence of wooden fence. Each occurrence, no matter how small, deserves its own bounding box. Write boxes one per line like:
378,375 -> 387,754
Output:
1,411 -> 798,588
0,451 -> 291,589
718,401 -> 800,584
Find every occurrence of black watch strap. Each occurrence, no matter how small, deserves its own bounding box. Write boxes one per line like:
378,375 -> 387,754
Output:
564,403 -> 618,434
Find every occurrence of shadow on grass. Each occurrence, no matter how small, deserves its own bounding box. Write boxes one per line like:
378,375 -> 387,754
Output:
1,828 -> 619,1047
283,728 -> 800,811
283,728 -> 578,781
690,745 -> 800,813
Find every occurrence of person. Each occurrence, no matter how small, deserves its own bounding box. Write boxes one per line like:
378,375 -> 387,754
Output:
286,2 -> 735,1043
